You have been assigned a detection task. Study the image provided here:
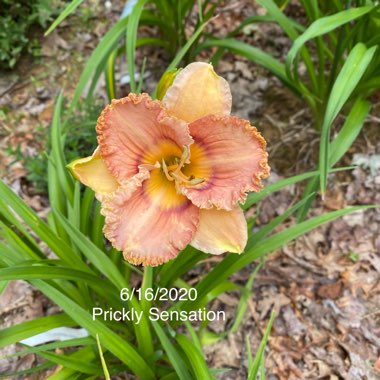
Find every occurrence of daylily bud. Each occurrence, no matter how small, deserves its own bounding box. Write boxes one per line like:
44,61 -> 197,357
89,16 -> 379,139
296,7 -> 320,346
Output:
162,62 -> 232,123
156,68 -> 182,100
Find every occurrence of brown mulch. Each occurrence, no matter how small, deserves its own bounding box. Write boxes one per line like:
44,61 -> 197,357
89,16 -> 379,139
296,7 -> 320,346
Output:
1,1 -> 379,379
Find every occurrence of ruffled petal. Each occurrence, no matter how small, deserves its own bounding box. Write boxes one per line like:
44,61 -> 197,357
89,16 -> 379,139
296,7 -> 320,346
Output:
191,207 -> 247,255
162,62 -> 232,123
181,114 -> 270,210
97,93 -> 193,183
67,147 -> 119,198
102,167 -> 199,266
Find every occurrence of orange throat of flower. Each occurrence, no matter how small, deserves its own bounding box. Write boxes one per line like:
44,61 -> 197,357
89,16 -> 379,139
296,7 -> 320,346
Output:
161,145 -> 204,193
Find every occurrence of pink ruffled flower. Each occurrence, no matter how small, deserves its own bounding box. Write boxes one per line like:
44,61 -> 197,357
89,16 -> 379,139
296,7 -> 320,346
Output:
68,62 -> 270,266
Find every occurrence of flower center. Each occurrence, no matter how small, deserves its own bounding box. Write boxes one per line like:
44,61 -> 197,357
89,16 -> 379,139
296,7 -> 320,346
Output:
161,146 -> 204,191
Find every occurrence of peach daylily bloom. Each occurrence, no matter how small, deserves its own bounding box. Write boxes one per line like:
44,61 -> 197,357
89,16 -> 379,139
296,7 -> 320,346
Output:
68,62 -> 269,266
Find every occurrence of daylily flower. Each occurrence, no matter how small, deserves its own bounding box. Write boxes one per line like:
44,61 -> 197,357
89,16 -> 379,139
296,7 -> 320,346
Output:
68,62 -> 269,266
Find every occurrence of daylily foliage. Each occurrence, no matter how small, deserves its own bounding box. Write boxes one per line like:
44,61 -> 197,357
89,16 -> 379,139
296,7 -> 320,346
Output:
68,62 -> 269,266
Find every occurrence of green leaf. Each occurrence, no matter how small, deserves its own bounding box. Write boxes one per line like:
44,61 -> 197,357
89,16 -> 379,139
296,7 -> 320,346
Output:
243,167 -> 353,209
249,194 -> 315,245
34,280 -> 155,380
286,6 -> 373,77
200,38 -> 299,95
70,16 -> 131,110
180,206 -> 375,311
297,98 -> 371,221
0,362 -> 54,378
0,180 -> 87,269
38,349 -> 100,375
126,0 -> 148,92
105,49 -> 117,101
158,246 -> 206,287
45,0 -> 84,36
247,309 -> 276,379
51,211 -> 153,358
0,266 -> 119,304
0,314 -> 75,349
50,92 -> 74,205
329,97 -> 371,166
166,19 -> 208,71
52,210 -> 126,289
229,262 -> 263,334
320,43 -> 377,194
257,0 -> 317,91
96,334 -> 111,380
42,346 -> 97,380
5,337 -> 94,359
151,322 -> 193,380
176,334 -> 214,379
257,0 -> 298,40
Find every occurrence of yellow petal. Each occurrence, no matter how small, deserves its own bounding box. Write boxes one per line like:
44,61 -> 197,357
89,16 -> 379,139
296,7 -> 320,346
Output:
191,207 -> 248,255
162,62 -> 232,122
67,147 -> 119,196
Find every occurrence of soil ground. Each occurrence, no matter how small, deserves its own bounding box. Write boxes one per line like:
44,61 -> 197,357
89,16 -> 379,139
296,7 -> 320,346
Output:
0,1 -> 379,379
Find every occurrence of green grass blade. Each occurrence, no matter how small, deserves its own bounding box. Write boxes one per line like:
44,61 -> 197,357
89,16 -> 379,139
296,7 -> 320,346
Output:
0,314 -> 75,349
200,38 -> 299,95
0,181 -> 87,269
105,49 -> 117,101
242,170 -> 319,210
0,266 -> 119,303
183,321 -> 203,353
158,246 -> 206,287
45,346 -> 97,380
247,309 -> 276,380
0,362 -> 54,378
286,6 -> 373,77
34,280 -> 155,379
50,92 -> 74,204
257,0 -> 298,40
243,167 -> 354,209
151,322 -> 193,380
166,19 -> 208,71
257,0 -> 318,90
44,0 -> 84,36
79,187 -> 95,235
96,334 -> 111,380
229,262 -> 263,334
320,43 -> 377,194
180,206 -> 374,311
176,334 -> 214,379
52,210 -> 153,357
297,98 -> 371,221
38,349 -> 100,375
250,194 -> 315,244
52,210 -> 126,289
126,0 -> 147,93
70,16 -> 130,110
5,337 -> 94,359
329,97 -> 371,166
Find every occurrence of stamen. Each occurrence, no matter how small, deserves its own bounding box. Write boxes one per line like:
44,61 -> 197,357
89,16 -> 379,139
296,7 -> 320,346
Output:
171,171 -> 204,186
188,178 -> 204,185
162,159 -> 174,181
161,145 -> 204,190
172,145 -> 190,175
